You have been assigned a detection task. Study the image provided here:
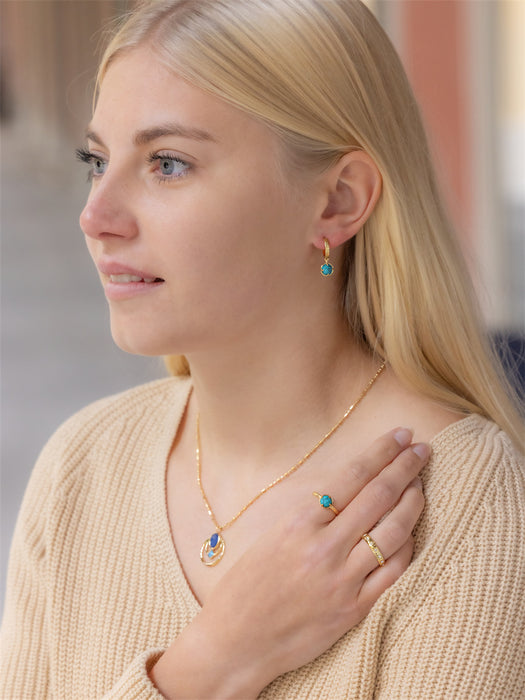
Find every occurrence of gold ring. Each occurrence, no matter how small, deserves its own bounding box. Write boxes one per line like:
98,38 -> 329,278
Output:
313,492 -> 339,515
362,532 -> 385,567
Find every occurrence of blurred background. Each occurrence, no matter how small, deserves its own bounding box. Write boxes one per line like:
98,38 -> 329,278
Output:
1,0 -> 524,611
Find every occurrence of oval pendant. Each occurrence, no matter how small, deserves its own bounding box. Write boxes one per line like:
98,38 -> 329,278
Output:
200,533 -> 226,566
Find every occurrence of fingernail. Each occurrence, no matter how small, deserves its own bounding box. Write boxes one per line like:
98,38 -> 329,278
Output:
412,443 -> 430,460
394,427 -> 413,447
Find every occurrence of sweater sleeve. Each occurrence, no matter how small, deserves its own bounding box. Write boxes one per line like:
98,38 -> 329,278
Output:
374,426 -> 525,699
101,649 -> 166,699
0,438 -> 54,699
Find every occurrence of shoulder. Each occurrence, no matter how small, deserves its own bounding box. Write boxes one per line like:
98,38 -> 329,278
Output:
11,375 -> 192,566
384,414 -> 524,638
373,416 -> 525,695
426,412 -> 524,512
416,413 -> 524,578
52,375 -> 190,439
428,413 -> 523,486
32,376 -> 192,487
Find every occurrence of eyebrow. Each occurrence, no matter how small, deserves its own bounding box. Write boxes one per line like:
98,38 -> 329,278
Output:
85,122 -> 217,148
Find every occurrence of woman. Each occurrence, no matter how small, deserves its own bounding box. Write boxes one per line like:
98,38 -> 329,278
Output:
1,0 -> 523,698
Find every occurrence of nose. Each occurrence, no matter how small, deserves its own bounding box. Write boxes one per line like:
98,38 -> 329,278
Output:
79,180 -> 139,241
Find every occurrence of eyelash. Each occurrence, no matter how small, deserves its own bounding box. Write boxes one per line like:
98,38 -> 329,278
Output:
146,152 -> 191,182
75,148 -> 105,182
75,148 -> 191,183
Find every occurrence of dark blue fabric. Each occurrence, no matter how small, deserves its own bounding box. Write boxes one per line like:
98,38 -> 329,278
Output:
492,332 -> 525,406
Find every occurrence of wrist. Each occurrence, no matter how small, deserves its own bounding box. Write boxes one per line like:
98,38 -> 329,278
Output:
149,610 -> 266,699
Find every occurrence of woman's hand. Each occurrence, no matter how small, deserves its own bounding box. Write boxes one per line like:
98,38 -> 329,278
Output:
150,428 -> 428,699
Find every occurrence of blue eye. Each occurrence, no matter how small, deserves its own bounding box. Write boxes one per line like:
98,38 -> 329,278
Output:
92,157 -> 107,176
159,158 -> 182,175
75,148 -> 108,180
149,153 -> 190,180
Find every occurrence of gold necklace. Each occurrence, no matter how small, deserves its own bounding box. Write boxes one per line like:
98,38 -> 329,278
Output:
197,362 -> 386,566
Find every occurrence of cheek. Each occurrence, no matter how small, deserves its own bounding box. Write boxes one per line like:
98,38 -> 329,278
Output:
157,180 -> 283,280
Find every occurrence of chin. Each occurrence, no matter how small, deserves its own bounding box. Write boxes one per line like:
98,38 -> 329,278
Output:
109,320 -> 182,358
111,336 -> 165,357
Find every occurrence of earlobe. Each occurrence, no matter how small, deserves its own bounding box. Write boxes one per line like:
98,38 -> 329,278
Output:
314,150 -> 382,249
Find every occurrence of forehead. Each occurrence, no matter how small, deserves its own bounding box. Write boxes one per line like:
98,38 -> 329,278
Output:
92,47 -> 272,148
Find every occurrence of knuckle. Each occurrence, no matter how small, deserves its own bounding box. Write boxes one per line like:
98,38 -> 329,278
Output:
380,429 -> 410,458
353,590 -> 375,620
282,504 -> 311,537
385,517 -> 408,545
370,480 -> 397,509
353,434 -> 401,480
346,458 -> 369,485
412,476 -> 424,490
403,481 -> 425,511
303,530 -> 340,569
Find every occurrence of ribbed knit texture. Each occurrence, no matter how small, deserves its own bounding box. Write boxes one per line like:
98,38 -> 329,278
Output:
1,377 -> 524,699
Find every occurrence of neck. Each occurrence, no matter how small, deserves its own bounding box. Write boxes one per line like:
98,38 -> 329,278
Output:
185,322 -> 379,476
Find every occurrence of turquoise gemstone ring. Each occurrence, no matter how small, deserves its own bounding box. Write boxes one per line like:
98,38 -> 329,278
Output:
313,491 -> 340,515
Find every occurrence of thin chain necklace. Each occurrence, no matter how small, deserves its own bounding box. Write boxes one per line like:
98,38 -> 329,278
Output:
197,362 -> 386,566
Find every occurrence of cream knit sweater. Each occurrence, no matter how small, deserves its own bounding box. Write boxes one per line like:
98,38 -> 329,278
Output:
1,377 -> 524,699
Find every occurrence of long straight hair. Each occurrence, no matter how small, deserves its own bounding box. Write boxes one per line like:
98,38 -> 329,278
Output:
96,0 -> 524,450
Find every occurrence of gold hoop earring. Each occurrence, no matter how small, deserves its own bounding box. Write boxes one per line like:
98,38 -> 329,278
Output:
321,238 -> 334,276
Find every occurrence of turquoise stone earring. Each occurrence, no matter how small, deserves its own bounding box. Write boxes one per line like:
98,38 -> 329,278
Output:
321,238 -> 334,276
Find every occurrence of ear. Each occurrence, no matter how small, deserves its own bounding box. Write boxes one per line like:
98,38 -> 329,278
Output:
313,150 -> 382,250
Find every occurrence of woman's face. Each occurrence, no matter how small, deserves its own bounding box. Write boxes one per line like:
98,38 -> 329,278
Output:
80,47 -> 321,357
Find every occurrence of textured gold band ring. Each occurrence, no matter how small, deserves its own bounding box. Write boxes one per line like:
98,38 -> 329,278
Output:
362,532 -> 385,567
313,492 -> 339,515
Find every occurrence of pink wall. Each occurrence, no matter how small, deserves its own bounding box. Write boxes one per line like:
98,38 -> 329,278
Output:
399,0 -> 473,247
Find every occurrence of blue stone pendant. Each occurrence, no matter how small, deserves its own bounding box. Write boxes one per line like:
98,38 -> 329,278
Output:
200,532 -> 226,566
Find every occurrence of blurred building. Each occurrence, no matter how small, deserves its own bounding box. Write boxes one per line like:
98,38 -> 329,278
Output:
1,0 -> 129,149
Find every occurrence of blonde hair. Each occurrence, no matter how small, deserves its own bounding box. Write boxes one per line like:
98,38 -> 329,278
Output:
97,0 -> 524,450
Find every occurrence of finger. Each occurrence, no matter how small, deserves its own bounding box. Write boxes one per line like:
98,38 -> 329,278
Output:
348,478 -> 424,575
332,442 -> 429,542
311,491 -> 341,523
309,427 -> 415,525
337,427 -> 415,500
357,537 -> 414,609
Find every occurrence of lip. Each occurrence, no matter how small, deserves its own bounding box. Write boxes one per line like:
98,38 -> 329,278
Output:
97,258 -> 161,279
96,257 -> 165,301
